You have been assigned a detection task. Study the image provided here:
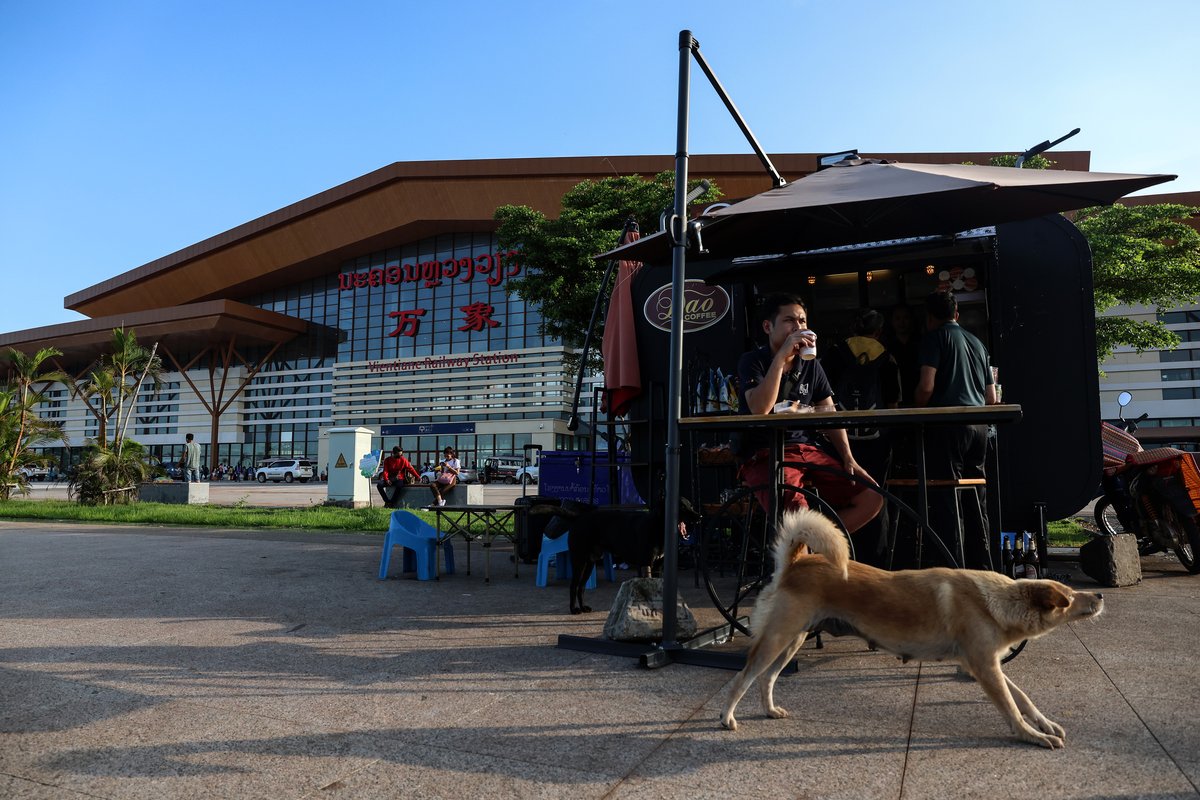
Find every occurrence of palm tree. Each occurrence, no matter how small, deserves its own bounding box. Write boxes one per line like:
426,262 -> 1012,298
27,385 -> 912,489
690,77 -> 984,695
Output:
105,328 -> 161,451
0,347 -> 70,499
79,368 -> 116,447
70,439 -> 153,505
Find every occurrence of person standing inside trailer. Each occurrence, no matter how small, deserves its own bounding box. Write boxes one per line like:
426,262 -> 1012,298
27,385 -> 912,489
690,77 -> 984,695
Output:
883,304 -> 921,407
822,308 -> 902,565
914,289 -> 998,569
736,293 -> 883,533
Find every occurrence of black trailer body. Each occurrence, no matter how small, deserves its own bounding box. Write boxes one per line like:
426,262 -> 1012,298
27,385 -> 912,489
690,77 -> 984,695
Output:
622,213 -> 1100,536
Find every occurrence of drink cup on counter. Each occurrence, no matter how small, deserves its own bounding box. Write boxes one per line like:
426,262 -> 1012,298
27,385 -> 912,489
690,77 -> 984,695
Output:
798,330 -> 817,361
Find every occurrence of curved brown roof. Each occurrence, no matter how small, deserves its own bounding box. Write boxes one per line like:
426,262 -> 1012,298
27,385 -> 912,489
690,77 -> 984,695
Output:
63,151 -> 1093,319
0,301 -> 308,371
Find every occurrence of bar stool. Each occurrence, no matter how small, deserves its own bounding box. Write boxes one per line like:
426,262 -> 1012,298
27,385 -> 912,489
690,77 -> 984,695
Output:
884,477 -> 988,569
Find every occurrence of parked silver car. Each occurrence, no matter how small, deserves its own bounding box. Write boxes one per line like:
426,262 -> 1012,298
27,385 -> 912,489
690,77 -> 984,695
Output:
255,459 -> 316,483
419,466 -> 477,484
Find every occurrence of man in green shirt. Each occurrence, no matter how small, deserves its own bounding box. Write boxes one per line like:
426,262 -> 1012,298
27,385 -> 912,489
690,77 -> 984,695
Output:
914,291 -> 997,569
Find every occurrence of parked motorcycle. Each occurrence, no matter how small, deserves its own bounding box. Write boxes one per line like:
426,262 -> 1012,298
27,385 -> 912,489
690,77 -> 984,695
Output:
1095,391 -> 1200,573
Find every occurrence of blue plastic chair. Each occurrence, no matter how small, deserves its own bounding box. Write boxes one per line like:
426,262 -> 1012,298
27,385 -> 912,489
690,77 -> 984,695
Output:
378,510 -> 455,581
536,533 -> 615,588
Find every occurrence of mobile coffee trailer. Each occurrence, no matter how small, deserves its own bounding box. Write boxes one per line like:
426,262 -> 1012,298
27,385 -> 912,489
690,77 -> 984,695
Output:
619,212 -> 1103,550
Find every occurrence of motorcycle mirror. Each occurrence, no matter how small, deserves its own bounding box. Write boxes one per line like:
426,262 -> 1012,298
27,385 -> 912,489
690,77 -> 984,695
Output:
1117,391 -> 1132,408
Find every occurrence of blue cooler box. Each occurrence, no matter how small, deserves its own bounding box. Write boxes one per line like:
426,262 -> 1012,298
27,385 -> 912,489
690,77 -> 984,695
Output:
537,451 -> 642,505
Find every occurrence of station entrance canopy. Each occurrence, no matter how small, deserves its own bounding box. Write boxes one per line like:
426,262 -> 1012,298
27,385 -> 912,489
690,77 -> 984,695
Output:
0,300 -> 313,471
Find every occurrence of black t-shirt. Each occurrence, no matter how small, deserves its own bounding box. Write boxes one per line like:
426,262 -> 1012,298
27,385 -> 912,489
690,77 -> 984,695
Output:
736,345 -> 833,452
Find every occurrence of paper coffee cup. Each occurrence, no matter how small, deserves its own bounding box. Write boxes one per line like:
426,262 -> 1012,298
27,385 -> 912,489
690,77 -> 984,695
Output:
798,330 -> 817,361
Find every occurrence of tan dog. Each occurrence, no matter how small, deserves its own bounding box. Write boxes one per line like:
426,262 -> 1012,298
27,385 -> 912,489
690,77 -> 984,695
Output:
720,509 -> 1104,748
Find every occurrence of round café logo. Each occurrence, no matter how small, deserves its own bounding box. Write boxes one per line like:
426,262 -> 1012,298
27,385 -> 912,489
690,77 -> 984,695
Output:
643,280 -> 731,333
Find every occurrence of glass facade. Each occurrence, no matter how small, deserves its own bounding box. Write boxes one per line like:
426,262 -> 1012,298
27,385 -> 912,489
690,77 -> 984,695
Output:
225,231 -> 572,470
27,230 -> 592,474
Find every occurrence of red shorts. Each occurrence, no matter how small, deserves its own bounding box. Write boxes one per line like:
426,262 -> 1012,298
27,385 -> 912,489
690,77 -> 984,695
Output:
739,443 -> 866,512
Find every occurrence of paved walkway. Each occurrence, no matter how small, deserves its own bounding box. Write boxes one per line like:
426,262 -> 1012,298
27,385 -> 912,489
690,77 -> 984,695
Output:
1,521 -> 1198,799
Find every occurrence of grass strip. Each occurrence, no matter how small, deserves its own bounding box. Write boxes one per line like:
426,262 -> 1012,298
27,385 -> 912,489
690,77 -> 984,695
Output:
1047,518 -> 1092,547
2,499 -> 1086,544
0,500 -> 406,533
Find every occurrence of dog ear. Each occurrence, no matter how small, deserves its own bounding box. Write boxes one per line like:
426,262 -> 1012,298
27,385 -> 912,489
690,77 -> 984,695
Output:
1030,583 -> 1072,611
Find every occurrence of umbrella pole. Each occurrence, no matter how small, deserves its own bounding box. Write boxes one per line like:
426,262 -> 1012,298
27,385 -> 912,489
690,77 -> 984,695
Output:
658,29 -> 696,650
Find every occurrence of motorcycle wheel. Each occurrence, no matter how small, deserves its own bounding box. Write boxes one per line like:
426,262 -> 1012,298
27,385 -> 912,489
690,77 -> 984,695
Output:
1095,498 -> 1160,556
1160,504 -> 1200,574
1093,498 -> 1123,536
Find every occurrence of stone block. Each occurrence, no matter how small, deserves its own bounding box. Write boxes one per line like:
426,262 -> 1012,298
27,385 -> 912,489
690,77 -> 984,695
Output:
387,483 -> 482,507
138,481 -> 210,505
604,577 -> 697,642
1079,533 -> 1142,587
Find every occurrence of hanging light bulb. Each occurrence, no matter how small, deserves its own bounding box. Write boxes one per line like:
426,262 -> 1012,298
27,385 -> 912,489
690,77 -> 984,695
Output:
806,275 -> 816,285
866,271 -> 873,282
925,264 -> 936,276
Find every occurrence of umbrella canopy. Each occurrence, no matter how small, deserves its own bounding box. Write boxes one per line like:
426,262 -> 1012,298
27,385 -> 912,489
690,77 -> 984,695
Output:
596,159 -> 1175,264
600,226 -> 642,416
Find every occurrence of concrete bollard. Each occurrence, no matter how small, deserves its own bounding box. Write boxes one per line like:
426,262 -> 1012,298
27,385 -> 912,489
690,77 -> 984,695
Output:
1079,533 -> 1142,587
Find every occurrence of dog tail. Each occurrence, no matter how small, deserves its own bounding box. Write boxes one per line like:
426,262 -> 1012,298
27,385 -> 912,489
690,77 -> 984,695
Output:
774,509 -> 850,580
750,509 -> 850,637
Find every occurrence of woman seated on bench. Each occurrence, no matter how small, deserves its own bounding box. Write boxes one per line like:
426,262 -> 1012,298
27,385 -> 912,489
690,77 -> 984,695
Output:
430,446 -> 461,507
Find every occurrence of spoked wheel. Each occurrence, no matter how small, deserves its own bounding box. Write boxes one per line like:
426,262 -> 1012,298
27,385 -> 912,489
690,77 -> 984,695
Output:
698,483 -> 852,637
1161,504 -> 1200,574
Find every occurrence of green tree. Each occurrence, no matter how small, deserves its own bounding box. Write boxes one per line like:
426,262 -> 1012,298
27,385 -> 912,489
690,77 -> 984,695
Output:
986,153 -> 1056,170
1074,202 -> 1200,363
0,347 -> 69,499
495,172 -> 720,366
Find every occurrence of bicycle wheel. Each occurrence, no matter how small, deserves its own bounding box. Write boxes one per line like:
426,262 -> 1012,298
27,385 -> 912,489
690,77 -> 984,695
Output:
1161,504 -> 1200,574
698,487 -> 768,637
698,484 -> 853,636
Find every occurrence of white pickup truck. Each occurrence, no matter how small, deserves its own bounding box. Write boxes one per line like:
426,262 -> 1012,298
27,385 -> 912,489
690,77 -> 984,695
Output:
17,466 -> 51,481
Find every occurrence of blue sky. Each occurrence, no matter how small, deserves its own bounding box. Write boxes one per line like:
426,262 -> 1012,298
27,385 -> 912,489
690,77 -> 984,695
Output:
2,0 -> 1197,333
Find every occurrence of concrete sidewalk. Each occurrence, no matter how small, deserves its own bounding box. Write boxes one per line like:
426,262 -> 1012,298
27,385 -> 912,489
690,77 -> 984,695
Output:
1,521 -> 1197,799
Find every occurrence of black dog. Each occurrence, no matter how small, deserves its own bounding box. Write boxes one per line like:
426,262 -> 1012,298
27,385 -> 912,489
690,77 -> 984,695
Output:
562,498 -> 702,615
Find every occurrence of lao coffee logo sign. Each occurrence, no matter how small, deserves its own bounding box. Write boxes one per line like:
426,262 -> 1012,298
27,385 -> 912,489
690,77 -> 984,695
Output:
643,280 -> 730,333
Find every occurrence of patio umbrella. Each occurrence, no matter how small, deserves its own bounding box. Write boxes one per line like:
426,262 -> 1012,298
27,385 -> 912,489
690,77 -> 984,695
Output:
600,224 -> 642,416
597,159 -> 1175,264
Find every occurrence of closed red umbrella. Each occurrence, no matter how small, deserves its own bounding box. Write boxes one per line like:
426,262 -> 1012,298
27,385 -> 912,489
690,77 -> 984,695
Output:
601,225 -> 642,416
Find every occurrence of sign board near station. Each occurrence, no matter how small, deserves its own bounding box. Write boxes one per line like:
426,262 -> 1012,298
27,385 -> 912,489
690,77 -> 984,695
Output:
380,422 -> 477,436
